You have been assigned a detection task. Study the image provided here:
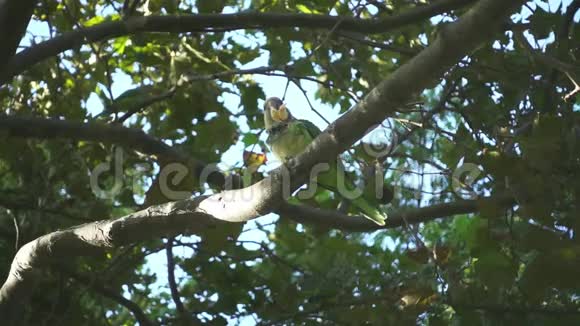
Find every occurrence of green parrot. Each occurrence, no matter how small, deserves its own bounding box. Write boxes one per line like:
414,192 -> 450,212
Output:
263,97 -> 387,226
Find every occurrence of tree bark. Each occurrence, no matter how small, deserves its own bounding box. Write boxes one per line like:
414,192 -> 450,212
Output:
0,0 -> 36,69
0,0 -> 476,85
0,0 -> 525,323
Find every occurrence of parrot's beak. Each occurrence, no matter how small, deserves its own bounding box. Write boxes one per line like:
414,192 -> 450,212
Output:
271,104 -> 289,122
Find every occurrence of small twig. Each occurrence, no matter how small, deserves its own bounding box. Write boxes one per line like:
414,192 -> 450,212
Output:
62,4 -> 116,102
165,237 -> 192,323
290,79 -> 331,124
0,197 -> 94,222
282,77 -> 291,101
564,71 -> 580,102
514,31 -> 579,72
385,167 -> 448,176
117,87 -> 177,122
177,63 -> 358,100
400,212 -> 446,284
514,31 -> 580,101
338,32 -> 420,56
394,118 -> 423,128
11,213 -> 19,253
179,65 -> 286,84
67,270 -> 154,326
382,81 -> 454,160
312,17 -> 346,53
237,240 -> 309,275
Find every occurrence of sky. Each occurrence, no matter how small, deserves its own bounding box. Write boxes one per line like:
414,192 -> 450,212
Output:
16,0 -> 578,324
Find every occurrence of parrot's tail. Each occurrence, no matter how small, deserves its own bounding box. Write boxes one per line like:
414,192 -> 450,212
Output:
351,197 -> 387,226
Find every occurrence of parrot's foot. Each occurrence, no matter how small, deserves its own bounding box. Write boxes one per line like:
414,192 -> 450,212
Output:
283,156 -> 298,169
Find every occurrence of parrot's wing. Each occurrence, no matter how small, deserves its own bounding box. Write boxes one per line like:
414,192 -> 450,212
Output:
297,119 -> 322,139
296,120 -> 387,225
295,118 -> 350,191
298,119 -> 349,168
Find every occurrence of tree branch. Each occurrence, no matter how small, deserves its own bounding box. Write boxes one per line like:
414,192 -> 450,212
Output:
277,0 -> 524,193
0,0 -> 525,321
0,0 -> 36,67
514,31 -> 580,75
0,115 -> 237,189
0,115 -> 180,158
165,238 -> 196,324
450,302 -> 580,316
337,32 -> 420,56
68,271 -> 154,326
116,87 -> 177,123
279,193 -> 515,232
0,191 -> 514,321
514,31 -> 580,101
0,197 -> 221,320
0,0 -> 476,85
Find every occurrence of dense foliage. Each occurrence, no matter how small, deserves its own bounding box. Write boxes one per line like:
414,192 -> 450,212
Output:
0,0 -> 579,325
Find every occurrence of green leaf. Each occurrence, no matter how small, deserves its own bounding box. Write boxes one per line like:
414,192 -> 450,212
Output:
296,4 -> 313,14
242,133 -> 259,146
239,82 -> 265,129
83,15 -> 105,27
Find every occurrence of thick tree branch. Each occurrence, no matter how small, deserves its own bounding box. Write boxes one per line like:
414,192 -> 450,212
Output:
0,0 -> 475,85
0,197 -> 218,320
0,192 -> 514,320
0,115 -> 271,223
277,0 -> 524,192
0,115 -> 182,159
0,0 -> 36,67
0,115 -> 237,189
0,0 -> 525,320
